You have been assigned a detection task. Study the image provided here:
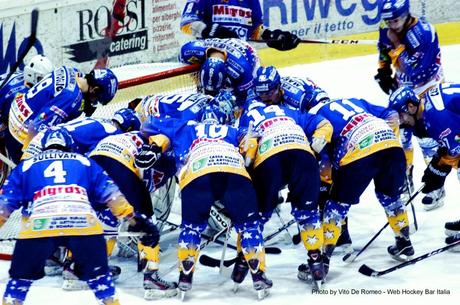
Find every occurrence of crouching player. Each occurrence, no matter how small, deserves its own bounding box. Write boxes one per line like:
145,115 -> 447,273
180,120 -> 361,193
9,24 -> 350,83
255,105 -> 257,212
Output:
0,128 -> 156,305
139,105 -> 270,300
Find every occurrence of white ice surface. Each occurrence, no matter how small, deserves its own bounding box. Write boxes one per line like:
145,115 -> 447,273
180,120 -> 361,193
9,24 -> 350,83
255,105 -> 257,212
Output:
1,45 -> 459,305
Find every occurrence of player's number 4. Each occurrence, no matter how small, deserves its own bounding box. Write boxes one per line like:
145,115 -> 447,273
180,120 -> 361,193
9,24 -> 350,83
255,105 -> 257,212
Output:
44,160 -> 67,183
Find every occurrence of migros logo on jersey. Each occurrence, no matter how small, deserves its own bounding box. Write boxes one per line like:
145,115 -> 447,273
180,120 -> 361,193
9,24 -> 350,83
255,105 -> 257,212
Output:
33,185 -> 88,201
213,5 -> 252,19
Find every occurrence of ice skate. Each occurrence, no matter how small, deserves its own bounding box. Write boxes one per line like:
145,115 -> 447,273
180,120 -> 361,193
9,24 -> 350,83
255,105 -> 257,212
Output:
143,270 -> 178,299
445,219 -> 460,236
307,250 -> 325,289
231,252 -> 249,292
178,257 -> 195,301
251,270 -> 272,300
388,236 -> 414,262
445,234 -> 460,252
421,187 -> 445,211
61,263 -> 88,291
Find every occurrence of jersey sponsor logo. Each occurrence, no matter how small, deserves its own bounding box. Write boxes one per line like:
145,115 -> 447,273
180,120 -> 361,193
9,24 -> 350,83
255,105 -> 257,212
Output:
13,93 -> 32,119
212,5 -> 252,19
50,105 -> 69,119
439,128 -> 452,140
340,113 -> 370,136
33,185 -> 88,201
54,67 -> 68,94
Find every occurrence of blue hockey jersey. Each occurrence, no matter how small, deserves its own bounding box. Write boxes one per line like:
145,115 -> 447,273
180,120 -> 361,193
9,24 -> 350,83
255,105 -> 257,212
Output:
378,17 -> 442,90
311,98 -> 401,168
181,0 -> 264,40
0,150 -> 133,238
422,83 -> 460,159
141,117 -> 249,188
239,102 -> 331,167
22,117 -> 122,159
8,66 -> 85,144
135,92 -> 212,122
0,72 -> 27,124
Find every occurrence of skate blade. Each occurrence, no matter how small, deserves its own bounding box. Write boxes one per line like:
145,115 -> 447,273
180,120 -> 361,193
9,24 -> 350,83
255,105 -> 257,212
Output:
445,229 -> 460,237
422,200 -> 444,211
257,288 -> 270,300
313,280 -> 323,290
180,290 -> 186,301
62,279 -> 88,291
333,244 -> 354,256
44,266 -> 63,276
448,245 -> 460,253
232,283 -> 240,293
390,253 -> 413,262
144,288 -> 178,300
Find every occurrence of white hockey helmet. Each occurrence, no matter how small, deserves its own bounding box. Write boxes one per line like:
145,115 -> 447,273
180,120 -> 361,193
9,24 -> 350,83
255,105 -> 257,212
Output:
24,54 -> 54,86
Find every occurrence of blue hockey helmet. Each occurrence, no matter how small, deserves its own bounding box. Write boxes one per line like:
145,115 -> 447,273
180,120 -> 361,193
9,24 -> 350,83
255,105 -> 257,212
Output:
300,88 -> 330,110
388,86 -> 419,113
200,57 -> 226,95
381,0 -> 410,20
254,66 -> 281,95
86,68 -> 119,106
210,90 -> 237,121
112,108 -> 141,132
41,128 -> 74,151
200,104 -> 229,125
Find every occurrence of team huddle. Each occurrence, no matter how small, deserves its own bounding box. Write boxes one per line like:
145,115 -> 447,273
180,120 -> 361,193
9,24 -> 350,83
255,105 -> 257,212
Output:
0,0 -> 459,304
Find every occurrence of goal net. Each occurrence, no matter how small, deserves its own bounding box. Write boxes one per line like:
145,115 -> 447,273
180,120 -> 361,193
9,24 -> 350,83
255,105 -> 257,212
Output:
0,62 -> 199,259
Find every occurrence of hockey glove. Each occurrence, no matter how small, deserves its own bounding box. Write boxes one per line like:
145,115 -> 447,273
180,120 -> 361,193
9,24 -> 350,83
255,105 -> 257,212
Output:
421,148 -> 452,194
374,67 -> 398,95
129,213 -> 160,247
134,144 -> 162,169
262,29 -> 300,51
202,24 -> 239,39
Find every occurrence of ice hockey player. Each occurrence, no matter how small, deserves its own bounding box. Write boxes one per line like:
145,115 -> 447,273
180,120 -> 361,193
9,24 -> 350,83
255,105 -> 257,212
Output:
179,38 -> 259,104
135,90 -> 237,125
180,0 -> 300,51
375,0 -> 444,207
295,92 -> 415,282
89,127 -> 178,299
0,128 -> 156,305
22,107 -> 140,159
6,67 -> 118,164
139,105 -> 270,300
0,54 -> 54,138
249,66 -> 356,254
239,66 -> 332,289
388,84 -> 460,246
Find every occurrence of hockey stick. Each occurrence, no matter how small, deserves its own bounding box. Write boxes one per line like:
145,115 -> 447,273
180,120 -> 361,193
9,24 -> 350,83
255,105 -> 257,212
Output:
201,233 -> 281,254
0,152 -> 16,169
342,185 -> 424,263
249,38 -> 377,46
0,9 -> 39,91
0,231 -> 152,242
359,239 -> 460,277
199,219 -> 295,268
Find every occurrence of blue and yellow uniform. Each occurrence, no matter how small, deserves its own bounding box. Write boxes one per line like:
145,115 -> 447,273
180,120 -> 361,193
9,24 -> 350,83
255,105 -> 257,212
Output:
0,148 -> 132,305
311,98 -> 411,262
6,67 -> 85,163
141,115 -> 267,292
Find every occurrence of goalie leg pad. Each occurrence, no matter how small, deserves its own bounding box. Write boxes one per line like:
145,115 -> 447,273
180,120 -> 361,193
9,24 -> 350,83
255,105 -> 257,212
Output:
3,278 -> 33,304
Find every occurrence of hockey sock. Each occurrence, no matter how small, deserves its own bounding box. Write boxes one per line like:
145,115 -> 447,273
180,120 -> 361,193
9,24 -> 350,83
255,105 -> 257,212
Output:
322,200 -> 350,249
377,192 -> 409,236
235,221 -> 266,273
3,278 -> 33,304
87,272 -> 119,305
292,208 -> 324,251
138,243 -> 160,271
177,222 -> 207,273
